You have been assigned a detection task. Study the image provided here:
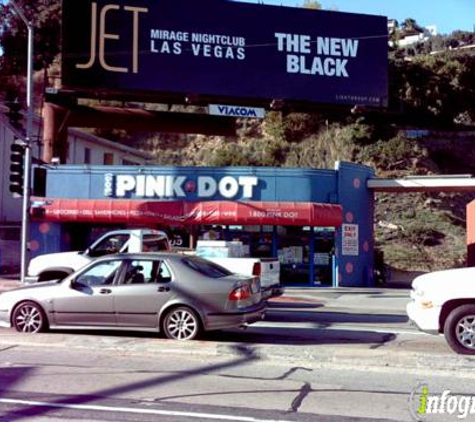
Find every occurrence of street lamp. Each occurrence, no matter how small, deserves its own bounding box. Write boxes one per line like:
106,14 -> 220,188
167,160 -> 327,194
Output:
9,0 -> 34,283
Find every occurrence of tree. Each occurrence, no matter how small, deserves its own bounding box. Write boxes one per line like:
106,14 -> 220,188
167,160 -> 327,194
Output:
0,0 -> 61,98
389,51 -> 475,127
401,18 -> 424,35
302,0 -> 322,10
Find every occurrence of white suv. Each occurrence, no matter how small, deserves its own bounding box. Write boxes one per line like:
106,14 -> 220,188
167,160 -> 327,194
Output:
407,267 -> 475,355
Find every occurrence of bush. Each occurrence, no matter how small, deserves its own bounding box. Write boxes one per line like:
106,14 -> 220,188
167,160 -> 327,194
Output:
285,123 -> 359,168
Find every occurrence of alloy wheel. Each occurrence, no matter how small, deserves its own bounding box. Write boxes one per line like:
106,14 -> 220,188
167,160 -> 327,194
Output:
456,315 -> 475,350
13,303 -> 45,333
164,307 -> 199,340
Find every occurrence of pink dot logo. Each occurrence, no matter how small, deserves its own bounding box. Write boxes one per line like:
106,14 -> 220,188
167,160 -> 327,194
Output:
353,178 -> 361,189
185,181 -> 196,193
29,240 -> 40,251
39,223 -> 50,234
345,212 -> 354,223
345,262 -> 354,274
363,241 -> 370,252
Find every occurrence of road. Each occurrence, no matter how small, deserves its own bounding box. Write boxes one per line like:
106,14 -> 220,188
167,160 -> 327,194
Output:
0,339 -> 464,422
0,300 -> 473,422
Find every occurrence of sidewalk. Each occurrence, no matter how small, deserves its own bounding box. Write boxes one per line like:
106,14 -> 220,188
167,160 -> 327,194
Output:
273,286 -> 410,313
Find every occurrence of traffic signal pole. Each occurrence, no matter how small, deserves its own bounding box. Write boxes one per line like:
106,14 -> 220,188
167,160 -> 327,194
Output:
10,1 -> 34,283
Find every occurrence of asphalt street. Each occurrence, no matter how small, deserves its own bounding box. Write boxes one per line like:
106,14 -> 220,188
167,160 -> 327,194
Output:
1,282 -> 475,421
0,336 -> 472,422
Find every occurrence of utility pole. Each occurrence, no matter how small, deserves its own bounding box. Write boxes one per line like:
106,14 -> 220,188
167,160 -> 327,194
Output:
10,0 -> 34,283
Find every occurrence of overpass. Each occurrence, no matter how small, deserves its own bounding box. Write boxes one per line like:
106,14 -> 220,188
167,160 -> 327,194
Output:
367,175 -> 475,192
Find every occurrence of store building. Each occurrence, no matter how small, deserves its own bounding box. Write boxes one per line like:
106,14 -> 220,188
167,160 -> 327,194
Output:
30,161 -> 375,287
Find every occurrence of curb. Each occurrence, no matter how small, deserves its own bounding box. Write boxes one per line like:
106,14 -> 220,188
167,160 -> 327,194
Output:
1,332 -> 474,377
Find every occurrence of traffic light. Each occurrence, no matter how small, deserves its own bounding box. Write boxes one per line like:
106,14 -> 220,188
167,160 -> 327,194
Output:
9,141 -> 25,196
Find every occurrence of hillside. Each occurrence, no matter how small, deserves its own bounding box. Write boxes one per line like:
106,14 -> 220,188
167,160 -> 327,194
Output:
114,114 -> 475,274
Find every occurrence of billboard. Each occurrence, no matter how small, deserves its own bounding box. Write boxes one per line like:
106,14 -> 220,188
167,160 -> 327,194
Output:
62,0 -> 388,107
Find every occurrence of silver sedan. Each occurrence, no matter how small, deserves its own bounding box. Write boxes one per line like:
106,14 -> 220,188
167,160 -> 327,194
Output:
0,253 -> 266,341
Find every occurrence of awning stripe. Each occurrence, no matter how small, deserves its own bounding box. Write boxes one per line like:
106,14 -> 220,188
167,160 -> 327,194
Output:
31,198 -> 343,227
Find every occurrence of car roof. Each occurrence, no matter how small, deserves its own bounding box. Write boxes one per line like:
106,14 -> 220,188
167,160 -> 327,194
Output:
97,252 -> 186,261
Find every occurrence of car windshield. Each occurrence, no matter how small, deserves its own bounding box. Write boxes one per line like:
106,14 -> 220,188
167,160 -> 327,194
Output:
182,256 -> 233,278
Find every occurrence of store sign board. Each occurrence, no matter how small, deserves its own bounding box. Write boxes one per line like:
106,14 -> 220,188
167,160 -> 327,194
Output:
342,223 -> 359,256
62,0 -> 388,107
209,104 -> 265,119
104,174 -> 259,199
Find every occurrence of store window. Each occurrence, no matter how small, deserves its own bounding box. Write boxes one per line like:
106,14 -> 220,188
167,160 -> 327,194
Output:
278,226 -> 311,284
278,226 -> 335,286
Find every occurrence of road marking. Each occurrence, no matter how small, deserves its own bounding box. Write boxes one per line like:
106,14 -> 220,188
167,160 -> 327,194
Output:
0,398 -> 295,422
254,321 -> 429,336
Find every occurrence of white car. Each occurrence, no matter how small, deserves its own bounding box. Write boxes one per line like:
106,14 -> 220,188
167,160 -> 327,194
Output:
407,267 -> 475,354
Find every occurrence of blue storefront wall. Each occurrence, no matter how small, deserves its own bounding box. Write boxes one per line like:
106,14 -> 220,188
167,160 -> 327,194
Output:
335,162 -> 375,287
31,163 -> 375,287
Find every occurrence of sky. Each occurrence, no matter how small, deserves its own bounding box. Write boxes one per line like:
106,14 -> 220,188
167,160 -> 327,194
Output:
236,0 -> 475,35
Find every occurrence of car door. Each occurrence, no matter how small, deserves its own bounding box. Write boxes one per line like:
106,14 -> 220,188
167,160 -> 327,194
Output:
52,259 -> 122,326
114,258 -> 174,328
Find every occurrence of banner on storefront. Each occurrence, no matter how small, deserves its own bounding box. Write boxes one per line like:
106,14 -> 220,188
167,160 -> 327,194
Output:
31,198 -> 343,227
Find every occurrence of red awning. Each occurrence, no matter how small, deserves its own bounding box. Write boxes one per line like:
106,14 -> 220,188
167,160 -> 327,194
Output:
31,198 -> 343,227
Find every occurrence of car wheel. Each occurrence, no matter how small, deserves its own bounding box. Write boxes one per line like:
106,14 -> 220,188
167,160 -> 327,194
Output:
12,301 -> 47,333
162,307 -> 200,341
444,304 -> 475,355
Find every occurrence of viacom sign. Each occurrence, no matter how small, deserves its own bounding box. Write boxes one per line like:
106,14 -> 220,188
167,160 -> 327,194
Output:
209,104 -> 265,119
104,174 -> 259,199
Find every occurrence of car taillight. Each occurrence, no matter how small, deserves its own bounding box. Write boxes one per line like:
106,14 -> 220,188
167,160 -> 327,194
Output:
252,262 -> 261,276
228,284 -> 251,301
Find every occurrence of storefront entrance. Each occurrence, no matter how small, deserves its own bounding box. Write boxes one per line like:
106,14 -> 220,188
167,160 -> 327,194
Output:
196,224 -> 335,287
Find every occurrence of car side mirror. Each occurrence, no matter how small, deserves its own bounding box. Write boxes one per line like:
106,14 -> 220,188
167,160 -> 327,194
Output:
70,279 -> 80,289
87,249 -> 103,258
